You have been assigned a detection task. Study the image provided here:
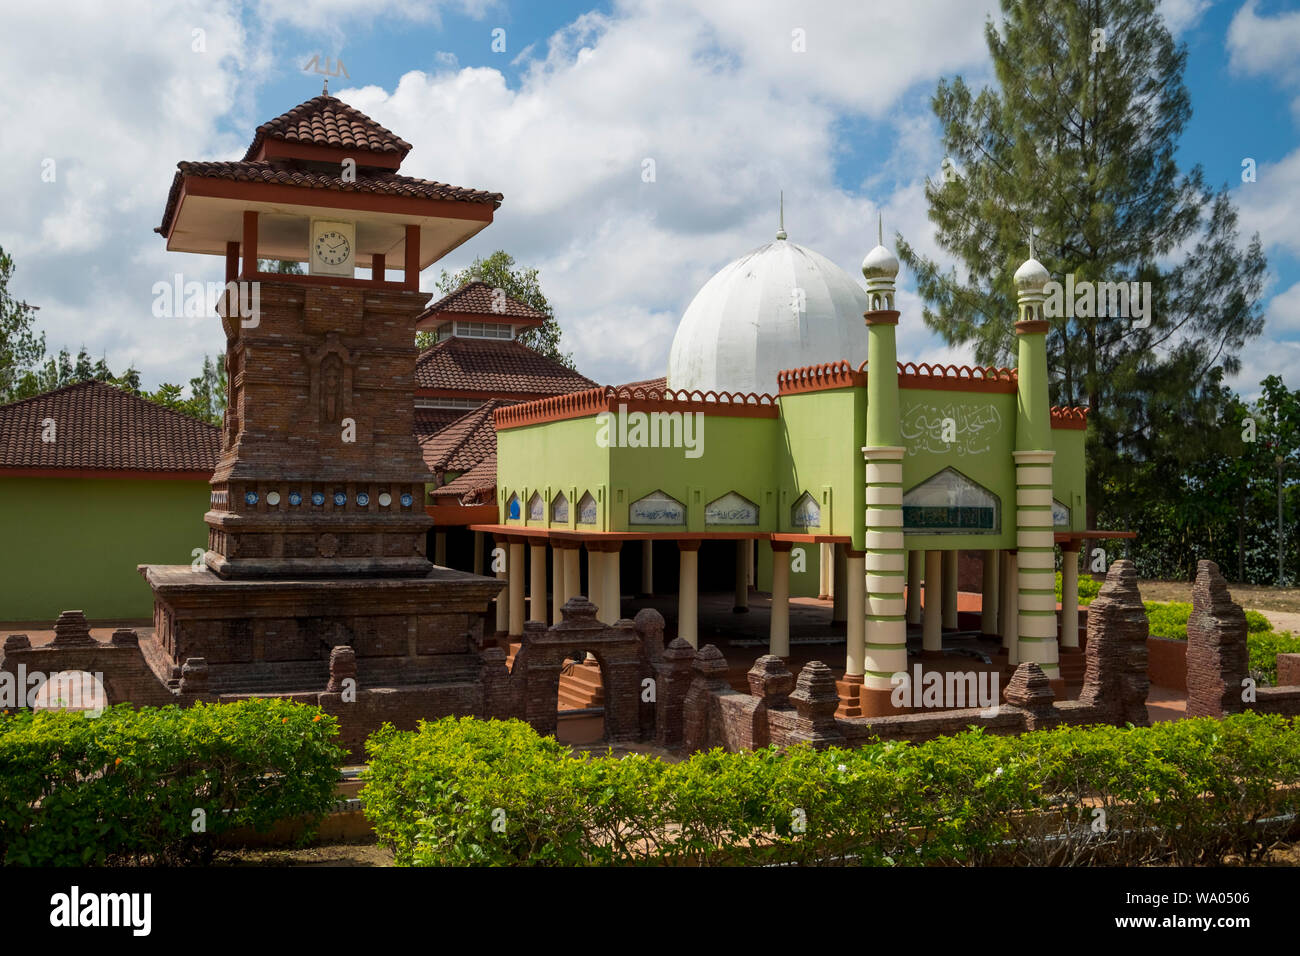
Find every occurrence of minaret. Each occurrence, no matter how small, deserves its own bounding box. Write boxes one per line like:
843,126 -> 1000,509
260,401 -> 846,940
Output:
1011,241 -> 1061,687
855,217 -> 907,716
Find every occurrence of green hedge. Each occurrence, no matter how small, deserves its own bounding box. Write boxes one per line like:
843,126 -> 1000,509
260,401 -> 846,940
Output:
0,700 -> 345,865
362,713 -> 1300,867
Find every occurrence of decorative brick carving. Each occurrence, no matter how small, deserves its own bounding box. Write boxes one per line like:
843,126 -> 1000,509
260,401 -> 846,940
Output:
1076,559 -> 1149,726
51,611 -> 94,648
1186,560 -> 1248,718
748,654 -> 794,707
655,637 -> 695,748
110,628 -> 139,647
326,645 -> 357,694
179,657 -> 209,694
1003,661 -> 1059,730
4,635 -> 31,652
787,661 -> 845,748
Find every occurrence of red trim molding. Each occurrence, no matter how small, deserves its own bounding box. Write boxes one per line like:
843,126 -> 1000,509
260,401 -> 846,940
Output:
777,361 -> 866,395
0,467 -> 213,481
1050,406 -> 1089,429
426,502 -> 498,526
494,385 -> 779,430
896,361 -> 1018,394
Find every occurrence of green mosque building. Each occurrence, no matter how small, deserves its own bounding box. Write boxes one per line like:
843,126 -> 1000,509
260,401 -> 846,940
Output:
478,221 -> 1102,716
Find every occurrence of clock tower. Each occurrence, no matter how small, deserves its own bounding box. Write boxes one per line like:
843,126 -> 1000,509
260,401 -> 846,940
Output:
141,91 -> 505,694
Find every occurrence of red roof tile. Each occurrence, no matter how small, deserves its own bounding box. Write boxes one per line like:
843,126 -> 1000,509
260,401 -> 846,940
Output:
156,160 -> 502,236
0,382 -> 220,474
415,337 -> 596,397
419,400 -> 503,476
244,94 -> 413,160
418,280 -> 548,323
430,453 -> 497,503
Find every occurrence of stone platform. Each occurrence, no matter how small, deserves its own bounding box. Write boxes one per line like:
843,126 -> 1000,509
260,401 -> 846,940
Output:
139,563 -> 504,695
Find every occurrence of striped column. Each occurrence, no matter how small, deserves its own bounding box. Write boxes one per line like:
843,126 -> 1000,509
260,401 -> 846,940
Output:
862,446 -> 908,712
678,540 -> 701,648
587,543 -> 607,622
1015,450 -> 1058,679
508,539 -> 525,640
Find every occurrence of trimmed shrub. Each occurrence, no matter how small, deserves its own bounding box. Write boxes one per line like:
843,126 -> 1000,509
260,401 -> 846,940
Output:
0,699 -> 345,865
1248,630 -> 1300,684
1055,571 -> 1102,606
362,712 -> 1300,867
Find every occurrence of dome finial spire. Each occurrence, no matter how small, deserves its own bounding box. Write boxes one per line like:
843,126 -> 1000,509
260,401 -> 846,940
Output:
776,190 -> 787,240
878,211 -> 883,247
323,78 -> 329,96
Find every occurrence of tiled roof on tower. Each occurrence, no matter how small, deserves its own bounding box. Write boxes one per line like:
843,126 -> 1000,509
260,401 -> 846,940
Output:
415,337 -> 596,397
417,280 -> 549,324
243,94 -> 413,161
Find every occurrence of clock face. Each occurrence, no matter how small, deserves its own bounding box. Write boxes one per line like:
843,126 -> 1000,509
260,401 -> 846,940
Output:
314,231 -> 352,266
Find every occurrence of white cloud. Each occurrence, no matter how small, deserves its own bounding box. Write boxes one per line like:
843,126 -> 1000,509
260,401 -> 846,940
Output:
1160,0 -> 1212,35
1228,0 -> 1300,107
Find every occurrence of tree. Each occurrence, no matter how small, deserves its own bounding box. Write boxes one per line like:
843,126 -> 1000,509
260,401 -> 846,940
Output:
420,250 -> 575,368
0,245 -> 46,403
186,354 -> 227,426
258,259 -> 304,274
896,0 -> 1267,548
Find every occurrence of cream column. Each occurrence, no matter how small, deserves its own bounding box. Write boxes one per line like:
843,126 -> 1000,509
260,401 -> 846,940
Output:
819,542 -> 833,600
923,549 -> 943,654
493,537 -> 508,637
678,541 -> 700,648
563,544 -> 581,605
770,540 -> 792,657
587,544 -> 606,620
942,549 -> 959,629
1001,549 -> 1019,665
507,539 -> 525,640
832,544 -> 848,623
640,539 -> 654,596
844,548 -> 867,677
733,540 -> 749,613
551,543 -> 565,622
1060,543 -> 1081,649
905,549 -> 922,625
980,549 -> 999,635
472,531 -> 484,576
529,541 -> 548,624
601,543 -> 622,624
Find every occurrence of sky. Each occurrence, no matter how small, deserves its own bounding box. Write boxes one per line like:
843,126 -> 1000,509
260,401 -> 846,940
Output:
1,0 -> 1298,400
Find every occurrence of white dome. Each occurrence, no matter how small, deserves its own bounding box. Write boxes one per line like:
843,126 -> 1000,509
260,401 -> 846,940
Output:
667,239 -> 869,395
1014,256 -> 1050,292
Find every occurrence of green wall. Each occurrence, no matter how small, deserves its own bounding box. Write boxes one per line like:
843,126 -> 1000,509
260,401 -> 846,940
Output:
0,476 -> 211,623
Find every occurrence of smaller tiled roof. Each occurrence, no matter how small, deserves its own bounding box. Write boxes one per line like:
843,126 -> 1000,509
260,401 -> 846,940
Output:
244,94 -> 413,160
413,406 -> 470,443
619,376 -> 667,392
419,400 -> 503,476
156,160 -> 503,236
415,337 -> 596,397
418,280 -> 549,323
430,453 -> 497,503
0,381 -> 220,473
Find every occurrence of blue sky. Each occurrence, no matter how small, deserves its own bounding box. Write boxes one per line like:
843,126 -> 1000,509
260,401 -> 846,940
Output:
3,0 -> 1298,399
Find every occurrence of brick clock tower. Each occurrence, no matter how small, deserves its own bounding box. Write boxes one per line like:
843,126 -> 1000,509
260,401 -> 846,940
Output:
141,92 -> 504,693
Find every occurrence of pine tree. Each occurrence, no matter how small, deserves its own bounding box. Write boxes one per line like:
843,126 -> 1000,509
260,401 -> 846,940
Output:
420,250 -> 575,369
0,246 -> 45,403
897,0 -> 1268,539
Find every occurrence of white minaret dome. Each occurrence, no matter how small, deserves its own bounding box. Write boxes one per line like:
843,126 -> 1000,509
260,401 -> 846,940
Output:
1014,256 -> 1050,292
861,244 -> 899,281
666,234 -> 869,395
